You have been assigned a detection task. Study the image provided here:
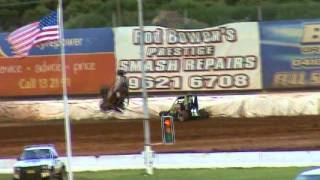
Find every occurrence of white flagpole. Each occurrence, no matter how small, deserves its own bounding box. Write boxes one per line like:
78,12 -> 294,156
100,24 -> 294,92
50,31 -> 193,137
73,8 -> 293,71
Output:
58,1 -> 74,180
137,0 -> 153,175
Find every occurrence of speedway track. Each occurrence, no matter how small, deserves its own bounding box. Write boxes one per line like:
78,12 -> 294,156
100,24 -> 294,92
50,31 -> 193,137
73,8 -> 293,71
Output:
1,116 -> 320,158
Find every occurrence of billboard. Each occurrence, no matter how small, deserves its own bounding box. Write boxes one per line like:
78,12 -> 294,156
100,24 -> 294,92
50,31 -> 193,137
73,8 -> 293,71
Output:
114,23 -> 262,93
260,19 -> 320,89
0,28 -> 115,97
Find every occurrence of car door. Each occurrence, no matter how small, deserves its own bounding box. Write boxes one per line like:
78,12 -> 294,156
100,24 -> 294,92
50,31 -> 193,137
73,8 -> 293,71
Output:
50,150 -> 63,174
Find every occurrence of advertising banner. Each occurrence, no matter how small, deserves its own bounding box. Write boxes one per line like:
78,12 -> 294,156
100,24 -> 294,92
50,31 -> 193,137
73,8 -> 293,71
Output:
0,28 -> 115,97
114,23 -> 262,93
260,19 -> 320,89
0,53 -> 115,97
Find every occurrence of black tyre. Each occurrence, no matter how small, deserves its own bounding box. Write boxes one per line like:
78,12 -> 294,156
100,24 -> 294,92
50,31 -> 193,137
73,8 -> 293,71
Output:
159,111 -> 168,117
43,175 -> 54,180
100,86 -> 109,97
198,109 -> 210,119
57,167 -> 67,180
178,110 -> 189,122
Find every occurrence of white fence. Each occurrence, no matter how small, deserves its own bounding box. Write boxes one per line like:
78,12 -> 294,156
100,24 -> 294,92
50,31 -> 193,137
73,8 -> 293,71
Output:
1,151 -> 320,173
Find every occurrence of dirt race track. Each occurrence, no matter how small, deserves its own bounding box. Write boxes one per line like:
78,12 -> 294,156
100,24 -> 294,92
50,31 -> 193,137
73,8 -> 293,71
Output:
1,115 -> 320,158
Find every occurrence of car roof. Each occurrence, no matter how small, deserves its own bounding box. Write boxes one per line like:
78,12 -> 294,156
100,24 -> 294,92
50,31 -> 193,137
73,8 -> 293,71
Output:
24,144 -> 56,151
300,167 -> 320,175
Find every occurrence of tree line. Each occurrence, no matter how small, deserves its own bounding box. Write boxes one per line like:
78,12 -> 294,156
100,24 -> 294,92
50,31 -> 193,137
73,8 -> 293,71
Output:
0,0 -> 319,31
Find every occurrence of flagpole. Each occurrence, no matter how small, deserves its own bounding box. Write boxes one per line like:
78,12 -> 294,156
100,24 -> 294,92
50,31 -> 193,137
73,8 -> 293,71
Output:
137,0 -> 153,175
58,1 -> 74,180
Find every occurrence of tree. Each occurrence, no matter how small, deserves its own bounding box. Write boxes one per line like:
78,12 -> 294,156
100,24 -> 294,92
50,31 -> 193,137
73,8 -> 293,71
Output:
1,0 -> 320,31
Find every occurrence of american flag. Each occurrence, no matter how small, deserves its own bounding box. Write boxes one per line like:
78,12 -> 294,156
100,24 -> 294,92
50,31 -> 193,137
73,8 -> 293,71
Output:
7,11 -> 59,57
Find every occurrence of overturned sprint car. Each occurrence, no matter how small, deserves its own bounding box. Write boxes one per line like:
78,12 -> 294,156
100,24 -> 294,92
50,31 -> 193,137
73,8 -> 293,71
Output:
159,95 -> 209,122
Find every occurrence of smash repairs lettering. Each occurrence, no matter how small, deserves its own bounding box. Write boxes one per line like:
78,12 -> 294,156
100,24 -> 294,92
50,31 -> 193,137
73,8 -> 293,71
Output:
146,46 -> 215,57
167,27 -> 237,44
129,76 -> 182,90
132,28 -> 163,45
132,27 -> 237,45
119,59 -> 179,72
189,74 -> 249,89
184,56 -> 257,71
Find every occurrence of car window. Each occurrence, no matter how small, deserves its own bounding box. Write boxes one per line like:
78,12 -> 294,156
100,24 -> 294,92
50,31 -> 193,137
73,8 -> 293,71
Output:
20,149 -> 51,160
37,149 -> 51,158
20,150 -> 37,160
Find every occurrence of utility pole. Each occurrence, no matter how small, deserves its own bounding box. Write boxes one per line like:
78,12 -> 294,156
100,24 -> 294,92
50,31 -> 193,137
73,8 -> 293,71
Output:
116,0 -> 123,26
58,0 -> 74,180
257,0 -> 263,21
137,0 -> 154,175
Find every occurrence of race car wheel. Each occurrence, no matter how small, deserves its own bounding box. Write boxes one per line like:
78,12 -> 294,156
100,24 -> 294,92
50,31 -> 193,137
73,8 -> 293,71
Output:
178,110 -> 189,122
198,109 -> 210,118
159,111 -> 169,117
43,175 -> 54,180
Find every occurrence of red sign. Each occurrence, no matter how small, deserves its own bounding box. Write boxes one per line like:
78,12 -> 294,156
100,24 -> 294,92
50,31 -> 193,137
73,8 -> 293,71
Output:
0,53 -> 115,97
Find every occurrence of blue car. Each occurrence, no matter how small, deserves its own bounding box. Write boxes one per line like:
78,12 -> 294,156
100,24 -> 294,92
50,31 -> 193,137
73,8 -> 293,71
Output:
295,167 -> 320,180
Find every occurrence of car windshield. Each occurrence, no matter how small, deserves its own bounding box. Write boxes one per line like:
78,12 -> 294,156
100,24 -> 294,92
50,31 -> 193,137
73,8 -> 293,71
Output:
295,175 -> 320,180
20,149 -> 51,160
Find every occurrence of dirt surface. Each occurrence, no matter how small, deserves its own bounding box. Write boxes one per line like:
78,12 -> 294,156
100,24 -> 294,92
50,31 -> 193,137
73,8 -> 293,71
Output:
1,115 -> 320,158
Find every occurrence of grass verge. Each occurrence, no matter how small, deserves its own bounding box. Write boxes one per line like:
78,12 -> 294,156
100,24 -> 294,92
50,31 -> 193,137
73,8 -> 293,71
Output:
2,167 -> 307,180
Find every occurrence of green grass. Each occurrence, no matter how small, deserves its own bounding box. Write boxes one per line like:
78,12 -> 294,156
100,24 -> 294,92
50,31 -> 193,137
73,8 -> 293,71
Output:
1,167 -> 307,180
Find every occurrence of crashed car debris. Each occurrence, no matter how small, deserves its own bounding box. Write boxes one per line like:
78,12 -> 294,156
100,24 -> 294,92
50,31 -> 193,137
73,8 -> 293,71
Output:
159,95 -> 209,122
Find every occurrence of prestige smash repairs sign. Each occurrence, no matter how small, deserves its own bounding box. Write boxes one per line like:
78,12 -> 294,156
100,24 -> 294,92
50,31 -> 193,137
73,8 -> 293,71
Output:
114,23 -> 262,92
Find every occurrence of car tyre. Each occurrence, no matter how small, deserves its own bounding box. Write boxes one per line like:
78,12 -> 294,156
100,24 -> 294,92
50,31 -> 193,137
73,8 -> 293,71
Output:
198,109 -> 209,118
58,167 -> 67,180
43,176 -> 53,180
178,110 -> 189,122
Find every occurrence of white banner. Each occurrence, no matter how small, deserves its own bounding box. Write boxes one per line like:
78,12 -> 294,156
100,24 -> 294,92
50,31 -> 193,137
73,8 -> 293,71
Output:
114,22 -> 262,92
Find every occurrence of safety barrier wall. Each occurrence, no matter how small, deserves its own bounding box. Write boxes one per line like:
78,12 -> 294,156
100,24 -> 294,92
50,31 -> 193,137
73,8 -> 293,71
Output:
1,151 -> 320,173
0,93 -> 318,121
